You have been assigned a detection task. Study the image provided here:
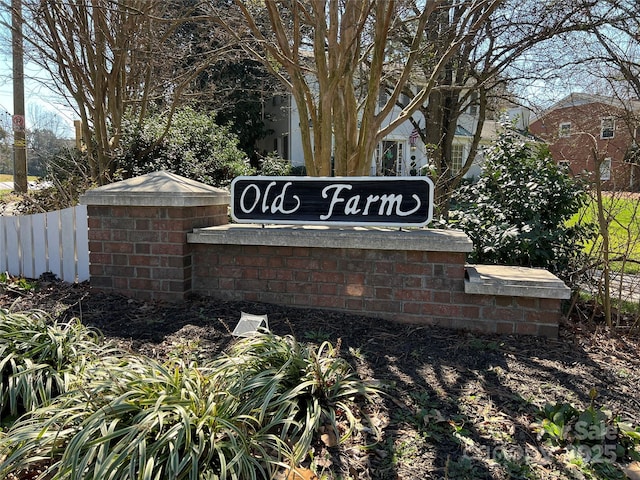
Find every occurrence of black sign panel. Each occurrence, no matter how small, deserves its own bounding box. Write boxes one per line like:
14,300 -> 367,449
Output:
231,176 -> 434,227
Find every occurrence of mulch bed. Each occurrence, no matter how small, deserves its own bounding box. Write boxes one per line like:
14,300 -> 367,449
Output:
2,279 -> 640,479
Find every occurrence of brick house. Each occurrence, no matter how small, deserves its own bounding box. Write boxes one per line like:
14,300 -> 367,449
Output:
529,93 -> 640,191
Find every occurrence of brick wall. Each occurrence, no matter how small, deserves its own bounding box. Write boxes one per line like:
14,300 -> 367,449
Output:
529,100 -> 639,190
88,204 -> 227,301
191,243 -> 562,337
81,172 -> 565,338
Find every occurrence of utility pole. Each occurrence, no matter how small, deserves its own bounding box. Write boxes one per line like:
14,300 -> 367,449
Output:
12,0 -> 27,193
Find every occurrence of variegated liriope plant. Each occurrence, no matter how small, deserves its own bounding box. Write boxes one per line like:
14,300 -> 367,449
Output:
0,311 -> 381,480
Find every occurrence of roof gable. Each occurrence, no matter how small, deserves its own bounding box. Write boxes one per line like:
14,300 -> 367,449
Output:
540,93 -> 640,118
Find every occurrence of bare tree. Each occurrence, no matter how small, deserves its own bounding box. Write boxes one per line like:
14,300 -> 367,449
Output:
27,103 -> 69,139
584,1 -> 640,99
3,0 -> 240,185
390,0 -> 611,216
565,1 -> 640,329
214,0 -> 503,177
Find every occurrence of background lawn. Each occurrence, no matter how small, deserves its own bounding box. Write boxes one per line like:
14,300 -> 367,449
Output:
573,194 -> 640,275
0,174 -> 40,183
0,174 -> 42,204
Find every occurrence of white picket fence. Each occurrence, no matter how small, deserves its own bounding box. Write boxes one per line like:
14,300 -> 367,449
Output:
0,206 -> 89,283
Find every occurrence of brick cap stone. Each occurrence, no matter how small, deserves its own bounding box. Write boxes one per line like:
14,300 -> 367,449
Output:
188,224 -> 473,252
79,171 -> 230,207
465,264 -> 571,299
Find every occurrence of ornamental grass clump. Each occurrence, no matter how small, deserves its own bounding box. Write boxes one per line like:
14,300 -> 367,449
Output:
0,309 -> 106,421
212,334 -> 380,460
0,330 -> 380,479
0,355 -> 278,480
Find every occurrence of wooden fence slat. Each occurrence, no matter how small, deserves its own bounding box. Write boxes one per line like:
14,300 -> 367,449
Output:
46,210 -> 62,280
60,207 -> 76,282
32,213 -> 48,277
75,205 -> 89,282
5,216 -> 20,275
19,214 -> 35,279
0,214 -> 6,273
0,207 -> 88,283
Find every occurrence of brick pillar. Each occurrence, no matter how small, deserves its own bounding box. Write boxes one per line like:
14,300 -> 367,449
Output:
80,171 -> 229,302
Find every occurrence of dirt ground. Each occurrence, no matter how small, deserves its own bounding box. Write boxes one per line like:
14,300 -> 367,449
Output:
2,279 -> 640,479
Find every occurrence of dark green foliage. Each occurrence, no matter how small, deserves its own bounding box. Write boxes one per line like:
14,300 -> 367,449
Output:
119,107 -> 255,187
0,310 -> 106,420
258,151 -> 292,176
211,60 -> 277,164
534,398 -> 640,465
449,125 -> 593,280
27,128 -> 71,177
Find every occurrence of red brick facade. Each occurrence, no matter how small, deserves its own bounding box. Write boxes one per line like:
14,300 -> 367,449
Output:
87,204 -> 227,302
191,243 -> 562,338
529,96 -> 639,191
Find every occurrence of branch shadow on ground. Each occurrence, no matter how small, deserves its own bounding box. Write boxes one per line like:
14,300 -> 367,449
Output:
27,286 -> 640,480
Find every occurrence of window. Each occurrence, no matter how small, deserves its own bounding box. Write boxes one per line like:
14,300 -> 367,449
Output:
558,122 -> 571,137
599,157 -> 611,181
283,134 -> 289,160
601,117 -> 615,139
467,92 -> 479,116
451,144 -> 464,174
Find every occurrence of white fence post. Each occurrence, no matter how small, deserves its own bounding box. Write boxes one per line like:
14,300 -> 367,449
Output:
0,206 -> 89,282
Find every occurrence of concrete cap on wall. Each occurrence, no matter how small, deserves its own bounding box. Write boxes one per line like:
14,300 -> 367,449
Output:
79,171 -> 231,207
465,264 -> 571,299
188,224 -> 474,252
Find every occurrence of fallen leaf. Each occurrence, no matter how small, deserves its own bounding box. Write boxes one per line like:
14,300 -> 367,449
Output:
320,426 -> 338,447
623,461 -> 640,480
286,467 -> 318,480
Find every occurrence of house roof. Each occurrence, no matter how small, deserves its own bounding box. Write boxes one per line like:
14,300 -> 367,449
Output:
455,124 -> 473,136
539,93 -> 640,117
476,120 -> 541,144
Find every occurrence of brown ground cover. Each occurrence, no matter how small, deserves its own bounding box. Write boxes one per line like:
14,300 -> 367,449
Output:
1,279 -> 639,479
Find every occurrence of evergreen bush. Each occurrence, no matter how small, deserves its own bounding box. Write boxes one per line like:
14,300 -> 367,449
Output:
0,315 -> 379,480
119,107 -> 255,187
258,151 -> 292,176
449,125 -> 593,281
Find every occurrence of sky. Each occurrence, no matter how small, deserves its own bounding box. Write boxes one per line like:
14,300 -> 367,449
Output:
0,33 -> 76,139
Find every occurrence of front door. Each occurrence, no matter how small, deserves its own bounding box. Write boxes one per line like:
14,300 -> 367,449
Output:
382,141 -> 398,176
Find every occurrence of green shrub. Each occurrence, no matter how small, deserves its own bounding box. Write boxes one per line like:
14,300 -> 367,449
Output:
213,334 -> 379,459
449,124 -> 593,281
534,397 -> 640,465
258,151 -> 291,176
119,107 -> 255,187
0,356 -> 273,480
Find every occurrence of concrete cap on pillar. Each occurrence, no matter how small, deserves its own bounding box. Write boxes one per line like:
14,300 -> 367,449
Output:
79,171 -> 230,207
465,264 -> 571,299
